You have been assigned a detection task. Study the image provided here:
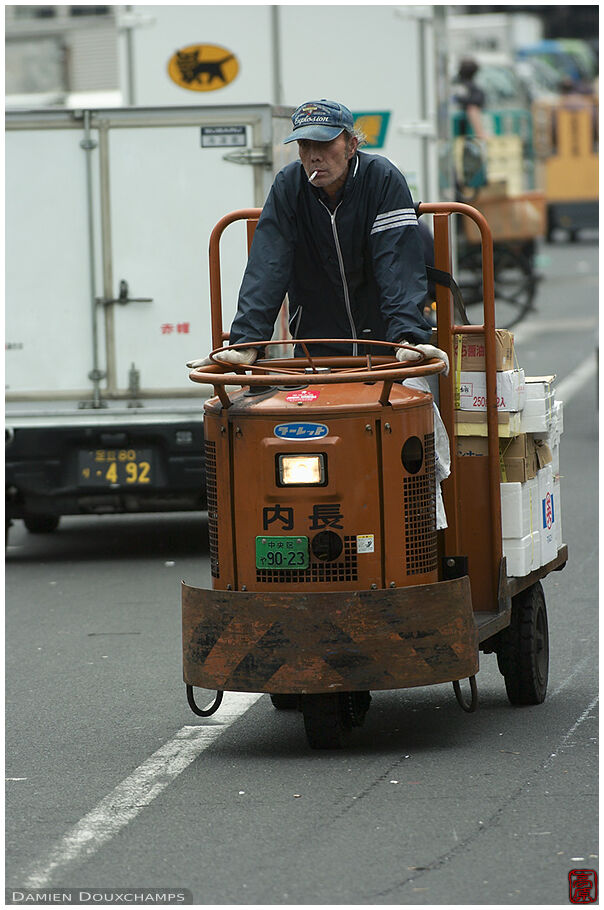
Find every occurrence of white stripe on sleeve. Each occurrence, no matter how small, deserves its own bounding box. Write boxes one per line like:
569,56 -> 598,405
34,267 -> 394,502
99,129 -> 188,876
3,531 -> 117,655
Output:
373,208 -> 416,223
371,208 -> 418,235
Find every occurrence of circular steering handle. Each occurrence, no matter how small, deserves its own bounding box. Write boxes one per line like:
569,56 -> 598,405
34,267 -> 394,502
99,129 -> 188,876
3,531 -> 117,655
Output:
189,338 -> 446,386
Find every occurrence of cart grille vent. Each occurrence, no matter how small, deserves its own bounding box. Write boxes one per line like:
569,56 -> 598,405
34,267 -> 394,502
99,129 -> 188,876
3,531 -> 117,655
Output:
257,536 -> 358,583
403,432 -> 437,575
205,441 -> 219,578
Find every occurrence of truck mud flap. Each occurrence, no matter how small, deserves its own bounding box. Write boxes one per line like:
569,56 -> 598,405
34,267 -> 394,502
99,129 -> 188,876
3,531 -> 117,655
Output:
182,577 -> 478,694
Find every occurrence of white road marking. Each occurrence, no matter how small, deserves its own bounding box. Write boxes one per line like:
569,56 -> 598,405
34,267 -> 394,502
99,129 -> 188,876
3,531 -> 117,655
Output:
23,692 -> 263,888
551,655 -> 595,699
553,354 -> 598,405
514,317 -> 597,345
543,694 -> 599,770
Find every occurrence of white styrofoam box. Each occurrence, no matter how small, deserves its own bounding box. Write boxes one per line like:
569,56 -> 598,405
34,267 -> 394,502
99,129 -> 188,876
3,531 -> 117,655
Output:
550,441 -> 560,479
533,423 -> 561,451
533,412 -> 561,478
538,464 -> 558,565
503,531 -> 541,576
500,476 -> 539,538
524,393 -> 555,417
525,375 -> 556,400
553,479 -> 563,550
521,394 -> 556,433
456,369 -> 526,412
554,399 -> 564,434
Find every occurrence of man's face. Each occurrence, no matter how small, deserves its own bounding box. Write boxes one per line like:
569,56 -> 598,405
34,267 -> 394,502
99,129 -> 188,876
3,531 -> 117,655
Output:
297,133 -> 358,196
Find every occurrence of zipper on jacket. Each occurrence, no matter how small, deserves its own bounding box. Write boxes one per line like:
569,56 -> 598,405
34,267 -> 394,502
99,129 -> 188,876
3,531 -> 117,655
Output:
319,199 -> 358,355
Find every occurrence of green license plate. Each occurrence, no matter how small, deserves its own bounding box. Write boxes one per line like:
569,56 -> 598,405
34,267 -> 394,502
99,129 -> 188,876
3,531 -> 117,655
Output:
256,535 -> 309,570
78,448 -> 154,487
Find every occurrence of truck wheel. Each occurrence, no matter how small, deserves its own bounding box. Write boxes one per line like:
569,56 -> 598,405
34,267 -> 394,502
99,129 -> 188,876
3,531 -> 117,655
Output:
496,582 -> 549,705
270,694 -> 299,710
24,515 -> 60,534
301,691 -> 371,749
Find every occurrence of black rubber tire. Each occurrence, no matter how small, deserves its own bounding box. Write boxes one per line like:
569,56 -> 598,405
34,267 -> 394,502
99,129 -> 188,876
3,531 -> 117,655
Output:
24,515 -> 60,534
301,691 -> 371,749
301,693 -> 353,749
496,581 -> 549,705
270,694 -> 299,710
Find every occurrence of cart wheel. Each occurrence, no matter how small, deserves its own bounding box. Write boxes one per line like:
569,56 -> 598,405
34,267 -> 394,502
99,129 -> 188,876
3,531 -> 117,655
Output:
301,692 -> 371,750
24,515 -> 60,534
270,694 -> 299,710
496,581 -> 549,705
457,245 -> 535,329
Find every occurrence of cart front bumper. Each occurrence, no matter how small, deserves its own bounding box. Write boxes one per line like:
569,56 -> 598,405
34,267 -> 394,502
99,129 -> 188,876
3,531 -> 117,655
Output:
182,578 -> 478,694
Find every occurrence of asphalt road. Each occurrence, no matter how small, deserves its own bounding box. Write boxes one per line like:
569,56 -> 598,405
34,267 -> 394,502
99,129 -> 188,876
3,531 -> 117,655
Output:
5,239 -> 598,906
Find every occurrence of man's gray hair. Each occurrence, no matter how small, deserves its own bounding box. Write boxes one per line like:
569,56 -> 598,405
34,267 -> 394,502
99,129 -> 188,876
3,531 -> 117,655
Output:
345,127 -> 367,147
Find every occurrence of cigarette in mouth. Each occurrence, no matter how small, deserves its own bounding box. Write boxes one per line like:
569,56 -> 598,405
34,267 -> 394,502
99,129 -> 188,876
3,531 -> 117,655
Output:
308,170 -> 318,183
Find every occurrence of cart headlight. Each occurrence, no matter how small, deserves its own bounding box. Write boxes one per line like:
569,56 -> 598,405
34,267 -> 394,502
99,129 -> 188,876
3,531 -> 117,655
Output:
278,453 -> 326,486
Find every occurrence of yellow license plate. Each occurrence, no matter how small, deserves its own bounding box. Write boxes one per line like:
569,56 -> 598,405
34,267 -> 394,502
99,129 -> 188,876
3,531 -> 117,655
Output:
78,448 -> 154,486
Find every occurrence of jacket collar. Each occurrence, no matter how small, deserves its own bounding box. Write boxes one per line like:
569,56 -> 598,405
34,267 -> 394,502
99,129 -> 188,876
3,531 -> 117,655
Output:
311,152 -> 360,209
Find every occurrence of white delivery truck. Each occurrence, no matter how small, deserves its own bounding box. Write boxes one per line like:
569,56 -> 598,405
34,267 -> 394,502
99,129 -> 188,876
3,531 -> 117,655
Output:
5,103 -> 297,540
113,5 -> 446,202
5,6 -> 447,543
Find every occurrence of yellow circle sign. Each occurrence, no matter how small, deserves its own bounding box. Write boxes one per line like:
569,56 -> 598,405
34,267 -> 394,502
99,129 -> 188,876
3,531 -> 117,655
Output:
167,44 -> 239,92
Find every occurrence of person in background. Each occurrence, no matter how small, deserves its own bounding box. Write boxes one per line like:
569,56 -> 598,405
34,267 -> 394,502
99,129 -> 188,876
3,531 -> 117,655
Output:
452,58 -> 487,140
451,59 -> 489,200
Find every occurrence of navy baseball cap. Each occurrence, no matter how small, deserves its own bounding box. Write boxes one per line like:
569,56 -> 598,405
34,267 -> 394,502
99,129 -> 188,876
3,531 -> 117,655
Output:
283,100 -> 354,143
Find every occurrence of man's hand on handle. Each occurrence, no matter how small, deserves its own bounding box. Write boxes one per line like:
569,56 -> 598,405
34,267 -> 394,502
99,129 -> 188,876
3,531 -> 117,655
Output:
396,341 -> 449,376
186,347 -> 258,369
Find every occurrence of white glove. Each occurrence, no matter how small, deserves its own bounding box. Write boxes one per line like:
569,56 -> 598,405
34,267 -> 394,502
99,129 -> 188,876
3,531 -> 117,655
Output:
186,347 -> 258,369
396,342 -> 449,376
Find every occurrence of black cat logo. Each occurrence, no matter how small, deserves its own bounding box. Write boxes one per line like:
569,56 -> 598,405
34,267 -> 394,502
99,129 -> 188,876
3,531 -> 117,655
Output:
168,44 -> 239,92
176,50 -> 234,85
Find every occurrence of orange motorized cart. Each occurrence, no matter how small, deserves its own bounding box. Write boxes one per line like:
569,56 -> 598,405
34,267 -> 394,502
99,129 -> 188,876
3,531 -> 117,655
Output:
182,202 -> 567,749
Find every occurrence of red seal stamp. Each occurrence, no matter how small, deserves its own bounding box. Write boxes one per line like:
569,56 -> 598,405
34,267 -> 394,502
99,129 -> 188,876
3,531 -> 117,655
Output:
569,869 -> 598,903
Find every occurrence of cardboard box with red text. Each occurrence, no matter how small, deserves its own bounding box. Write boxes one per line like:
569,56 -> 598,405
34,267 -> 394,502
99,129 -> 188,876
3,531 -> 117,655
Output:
453,330 -> 515,372
456,369 -> 526,412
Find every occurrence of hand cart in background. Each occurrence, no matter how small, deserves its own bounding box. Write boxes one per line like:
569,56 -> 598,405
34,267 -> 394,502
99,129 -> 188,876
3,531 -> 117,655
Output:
455,187 -> 547,329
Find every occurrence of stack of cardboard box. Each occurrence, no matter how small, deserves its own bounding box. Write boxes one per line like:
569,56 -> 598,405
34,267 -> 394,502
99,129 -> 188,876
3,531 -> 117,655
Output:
453,330 -> 563,577
453,330 -> 524,437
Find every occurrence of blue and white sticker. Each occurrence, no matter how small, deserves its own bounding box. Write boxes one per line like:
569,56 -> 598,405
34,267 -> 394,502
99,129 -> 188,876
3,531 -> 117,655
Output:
274,422 -> 328,440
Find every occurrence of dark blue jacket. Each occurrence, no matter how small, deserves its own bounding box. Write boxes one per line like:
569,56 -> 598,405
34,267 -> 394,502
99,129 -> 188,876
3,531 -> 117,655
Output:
229,151 -> 432,355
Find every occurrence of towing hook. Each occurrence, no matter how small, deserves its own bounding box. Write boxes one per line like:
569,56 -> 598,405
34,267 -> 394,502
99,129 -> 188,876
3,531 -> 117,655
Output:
186,685 -> 224,717
452,675 -> 478,713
